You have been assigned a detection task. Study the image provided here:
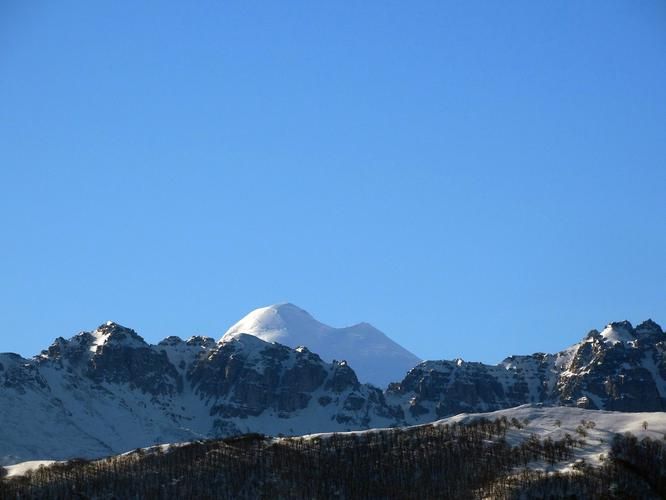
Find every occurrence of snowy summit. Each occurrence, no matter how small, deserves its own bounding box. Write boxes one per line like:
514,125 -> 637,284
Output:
220,303 -> 421,387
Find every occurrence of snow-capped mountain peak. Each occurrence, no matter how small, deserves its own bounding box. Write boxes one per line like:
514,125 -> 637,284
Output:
222,303 -> 329,345
221,303 -> 422,387
86,321 -> 147,352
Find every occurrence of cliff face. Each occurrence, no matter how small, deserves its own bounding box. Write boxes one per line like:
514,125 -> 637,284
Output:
555,320 -> 666,411
387,320 -> 666,424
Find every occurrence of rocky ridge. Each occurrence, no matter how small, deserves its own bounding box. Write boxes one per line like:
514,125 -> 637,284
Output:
1,316 -> 665,465
389,320 -> 666,424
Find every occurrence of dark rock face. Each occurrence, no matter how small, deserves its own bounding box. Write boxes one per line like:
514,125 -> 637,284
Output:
389,359 -> 537,419
190,336 -> 329,417
0,353 -> 47,393
324,361 -> 360,393
40,323 -> 182,396
389,320 -> 666,423
556,321 -> 666,412
189,336 -> 394,426
87,344 -> 181,396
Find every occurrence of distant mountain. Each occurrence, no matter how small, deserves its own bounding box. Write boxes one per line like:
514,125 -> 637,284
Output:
221,303 -> 422,387
0,315 -> 665,466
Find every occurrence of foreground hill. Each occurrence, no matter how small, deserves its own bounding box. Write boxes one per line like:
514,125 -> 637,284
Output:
0,316 -> 665,465
3,406 -> 665,499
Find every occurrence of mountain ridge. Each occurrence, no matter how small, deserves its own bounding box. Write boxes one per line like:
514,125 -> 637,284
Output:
1,313 -> 665,466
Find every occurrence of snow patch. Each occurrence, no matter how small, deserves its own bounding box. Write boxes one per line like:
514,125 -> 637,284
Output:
4,460 -> 59,478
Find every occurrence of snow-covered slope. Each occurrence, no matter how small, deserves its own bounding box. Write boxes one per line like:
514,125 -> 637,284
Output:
303,404 -> 666,473
4,461 -> 59,478
221,303 -> 421,387
439,405 -> 666,471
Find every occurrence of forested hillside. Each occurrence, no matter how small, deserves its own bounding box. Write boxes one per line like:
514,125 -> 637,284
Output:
3,417 -> 664,499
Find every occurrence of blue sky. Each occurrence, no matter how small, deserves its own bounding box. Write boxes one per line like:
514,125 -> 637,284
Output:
1,1 -> 665,363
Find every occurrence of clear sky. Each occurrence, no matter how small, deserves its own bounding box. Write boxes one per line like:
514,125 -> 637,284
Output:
1,1 -> 665,364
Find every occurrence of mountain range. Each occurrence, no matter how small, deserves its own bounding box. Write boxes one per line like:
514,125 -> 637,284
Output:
1,303 -> 665,466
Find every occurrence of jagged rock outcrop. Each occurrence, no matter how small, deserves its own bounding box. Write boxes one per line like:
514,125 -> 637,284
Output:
387,358 -> 542,419
387,320 -> 666,424
188,335 -> 392,427
556,320 -> 666,411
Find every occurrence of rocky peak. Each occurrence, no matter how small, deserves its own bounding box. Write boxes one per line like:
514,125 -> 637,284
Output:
635,319 -> 663,336
78,323 -> 178,395
598,321 -> 636,345
325,360 -> 360,393
0,352 -> 28,375
0,352 -> 25,363
90,321 -> 147,350
609,320 -> 634,331
157,336 -> 184,347
186,336 -> 217,349
585,329 -> 601,340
